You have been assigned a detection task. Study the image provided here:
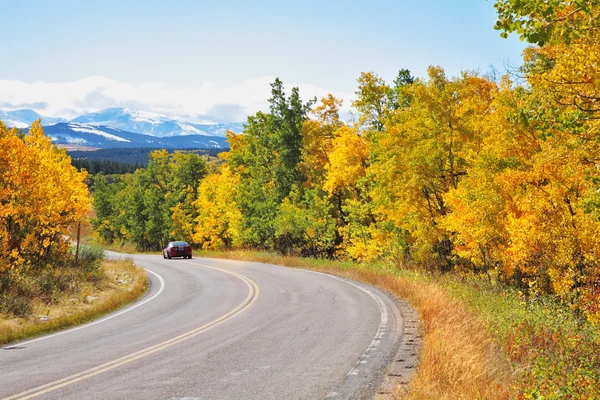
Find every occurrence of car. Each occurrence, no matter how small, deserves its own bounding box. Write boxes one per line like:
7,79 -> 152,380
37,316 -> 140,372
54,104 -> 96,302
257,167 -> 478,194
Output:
163,241 -> 192,259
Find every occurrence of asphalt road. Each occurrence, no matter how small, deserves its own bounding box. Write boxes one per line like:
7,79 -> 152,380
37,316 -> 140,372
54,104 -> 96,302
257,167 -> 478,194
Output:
1,254 -> 403,400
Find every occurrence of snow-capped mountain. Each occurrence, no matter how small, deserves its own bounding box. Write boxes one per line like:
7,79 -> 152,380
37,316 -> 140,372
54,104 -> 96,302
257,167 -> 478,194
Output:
0,107 -> 244,137
37,123 -> 229,149
71,108 -> 244,137
0,109 -> 66,128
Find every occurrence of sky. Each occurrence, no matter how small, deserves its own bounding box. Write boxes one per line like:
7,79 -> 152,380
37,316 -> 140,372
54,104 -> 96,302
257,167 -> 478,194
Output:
0,0 -> 527,122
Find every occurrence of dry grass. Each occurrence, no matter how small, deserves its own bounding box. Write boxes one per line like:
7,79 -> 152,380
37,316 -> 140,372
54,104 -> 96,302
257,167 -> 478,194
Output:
0,259 -> 147,345
380,274 -> 513,399
195,250 -> 514,399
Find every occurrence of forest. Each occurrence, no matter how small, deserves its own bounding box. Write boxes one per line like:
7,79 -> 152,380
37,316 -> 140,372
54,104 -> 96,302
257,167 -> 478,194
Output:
68,147 -> 223,169
90,0 -> 600,324
69,147 -> 223,175
71,158 -> 141,175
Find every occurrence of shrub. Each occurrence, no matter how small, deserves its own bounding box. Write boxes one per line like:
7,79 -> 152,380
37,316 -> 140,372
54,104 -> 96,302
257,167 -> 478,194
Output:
0,293 -> 31,317
73,243 -> 105,273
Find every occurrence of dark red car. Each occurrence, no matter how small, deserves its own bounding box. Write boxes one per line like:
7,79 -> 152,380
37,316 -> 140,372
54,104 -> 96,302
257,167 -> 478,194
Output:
163,241 -> 192,259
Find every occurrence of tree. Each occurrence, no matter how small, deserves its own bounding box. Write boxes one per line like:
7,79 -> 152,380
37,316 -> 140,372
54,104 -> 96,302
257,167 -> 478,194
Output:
193,165 -> 242,249
91,150 -> 207,251
352,72 -> 391,132
226,78 -> 313,248
300,94 -> 344,188
370,68 -> 497,270
1,120 -> 90,289
274,186 -> 337,257
494,0 -> 599,45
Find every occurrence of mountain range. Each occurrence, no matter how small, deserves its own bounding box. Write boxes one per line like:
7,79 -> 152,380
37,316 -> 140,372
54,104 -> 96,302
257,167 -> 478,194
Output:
40,123 -> 229,149
0,108 -> 245,149
0,109 -> 66,128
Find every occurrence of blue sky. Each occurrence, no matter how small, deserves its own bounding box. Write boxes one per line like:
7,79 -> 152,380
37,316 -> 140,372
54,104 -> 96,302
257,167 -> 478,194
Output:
0,0 -> 526,121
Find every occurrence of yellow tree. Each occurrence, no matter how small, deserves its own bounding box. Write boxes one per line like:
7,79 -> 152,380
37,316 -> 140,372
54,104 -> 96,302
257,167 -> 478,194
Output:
352,72 -> 392,132
193,165 -> 242,250
496,129 -> 600,310
300,94 -> 344,188
0,120 -> 90,282
371,68 -> 497,270
321,125 -> 375,260
440,77 -> 536,278
495,1 -> 600,319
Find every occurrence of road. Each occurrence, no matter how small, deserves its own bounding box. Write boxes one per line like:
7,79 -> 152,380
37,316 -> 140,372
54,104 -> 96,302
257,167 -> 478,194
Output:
1,254 -> 403,400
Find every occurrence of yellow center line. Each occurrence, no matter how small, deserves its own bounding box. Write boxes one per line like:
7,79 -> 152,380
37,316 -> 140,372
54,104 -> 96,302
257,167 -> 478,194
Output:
4,264 -> 259,400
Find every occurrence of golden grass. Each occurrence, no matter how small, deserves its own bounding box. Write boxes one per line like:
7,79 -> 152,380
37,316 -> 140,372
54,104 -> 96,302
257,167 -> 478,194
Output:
0,259 -> 148,346
195,250 -> 514,399
379,273 -> 513,399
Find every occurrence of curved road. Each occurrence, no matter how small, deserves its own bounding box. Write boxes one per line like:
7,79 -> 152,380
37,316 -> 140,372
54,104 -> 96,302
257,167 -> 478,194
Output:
1,254 -> 402,400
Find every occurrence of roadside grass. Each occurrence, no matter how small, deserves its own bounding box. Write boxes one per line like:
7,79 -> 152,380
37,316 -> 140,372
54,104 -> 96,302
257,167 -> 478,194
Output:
89,239 -> 140,254
442,277 -> 600,399
0,257 -> 147,346
84,236 -> 161,255
194,249 -> 600,399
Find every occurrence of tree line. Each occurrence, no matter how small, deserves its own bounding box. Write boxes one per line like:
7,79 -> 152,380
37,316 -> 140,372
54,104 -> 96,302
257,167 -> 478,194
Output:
92,0 -> 600,323
72,158 -> 141,175
68,147 -> 223,169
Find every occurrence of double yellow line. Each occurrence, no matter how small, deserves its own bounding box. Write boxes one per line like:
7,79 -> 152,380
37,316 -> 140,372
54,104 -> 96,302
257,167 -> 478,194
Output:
4,263 -> 259,400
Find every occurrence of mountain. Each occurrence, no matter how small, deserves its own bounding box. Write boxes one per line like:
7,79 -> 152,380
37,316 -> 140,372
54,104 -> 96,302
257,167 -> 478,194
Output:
0,109 -> 66,128
71,108 -> 244,137
37,123 -> 229,149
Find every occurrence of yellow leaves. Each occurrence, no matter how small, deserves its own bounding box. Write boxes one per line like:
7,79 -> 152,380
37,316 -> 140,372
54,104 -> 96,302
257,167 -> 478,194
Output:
525,21 -> 600,115
352,72 -> 391,131
0,120 -> 90,273
300,95 -> 345,189
193,166 -> 242,250
323,126 -> 368,195
492,128 -> 600,299
300,119 -> 331,184
313,93 -> 343,124
171,203 -> 194,244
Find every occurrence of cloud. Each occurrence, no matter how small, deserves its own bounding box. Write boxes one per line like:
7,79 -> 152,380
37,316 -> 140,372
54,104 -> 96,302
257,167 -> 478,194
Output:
0,101 -> 49,110
201,104 -> 248,123
0,76 -> 353,122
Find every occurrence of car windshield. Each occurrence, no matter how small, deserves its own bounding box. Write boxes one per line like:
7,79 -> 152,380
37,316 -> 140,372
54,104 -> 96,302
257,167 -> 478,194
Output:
171,241 -> 189,247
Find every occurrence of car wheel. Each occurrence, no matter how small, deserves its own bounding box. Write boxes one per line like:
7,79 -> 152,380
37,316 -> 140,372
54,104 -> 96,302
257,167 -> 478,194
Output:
167,252 -> 172,259
163,251 -> 167,259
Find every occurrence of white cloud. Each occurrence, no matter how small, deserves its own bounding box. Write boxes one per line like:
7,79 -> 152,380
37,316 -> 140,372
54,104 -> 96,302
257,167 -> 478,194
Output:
0,76 -> 353,122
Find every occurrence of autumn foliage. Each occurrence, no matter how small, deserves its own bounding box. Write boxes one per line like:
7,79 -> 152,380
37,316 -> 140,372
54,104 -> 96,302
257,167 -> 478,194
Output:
0,121 -> 90,292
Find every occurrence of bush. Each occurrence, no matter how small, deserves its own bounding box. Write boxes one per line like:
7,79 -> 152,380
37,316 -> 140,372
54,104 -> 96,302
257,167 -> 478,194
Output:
0,293 -> 31,317
73,243 -> 105,273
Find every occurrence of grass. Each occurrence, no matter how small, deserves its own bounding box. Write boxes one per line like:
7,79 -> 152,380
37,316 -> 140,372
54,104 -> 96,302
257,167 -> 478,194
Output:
0,258 -> 148,346
193,249 -> 599,399
89,240 -> 140,254
84,237 -> 162,255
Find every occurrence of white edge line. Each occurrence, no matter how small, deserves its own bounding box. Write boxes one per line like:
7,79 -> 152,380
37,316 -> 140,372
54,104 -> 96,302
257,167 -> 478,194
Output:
307,270 -> 388,378
2,268 -> 165,349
